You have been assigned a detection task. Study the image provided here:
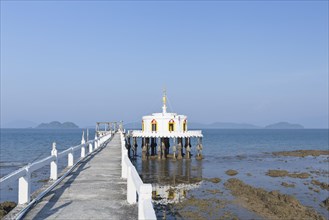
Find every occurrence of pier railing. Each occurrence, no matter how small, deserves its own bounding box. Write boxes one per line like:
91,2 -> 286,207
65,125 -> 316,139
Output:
120,132 -> 156,220
0,131 -> 113,206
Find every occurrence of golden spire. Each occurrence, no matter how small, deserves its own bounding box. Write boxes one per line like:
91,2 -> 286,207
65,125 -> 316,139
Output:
162,88 -> 167,113
162,88 -> 167,106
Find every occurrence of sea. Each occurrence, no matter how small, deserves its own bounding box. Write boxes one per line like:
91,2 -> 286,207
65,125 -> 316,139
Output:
0,129 -> 328,218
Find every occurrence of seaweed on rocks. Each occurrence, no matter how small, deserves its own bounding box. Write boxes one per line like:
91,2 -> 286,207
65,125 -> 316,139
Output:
224,178 -> 325,220
0,201 -> 16,219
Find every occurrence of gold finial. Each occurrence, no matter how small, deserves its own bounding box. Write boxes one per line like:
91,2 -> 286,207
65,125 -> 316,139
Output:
162,88 -> 166,106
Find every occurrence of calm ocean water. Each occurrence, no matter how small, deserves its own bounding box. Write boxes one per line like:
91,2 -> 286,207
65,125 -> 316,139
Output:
0,129 -> 328,217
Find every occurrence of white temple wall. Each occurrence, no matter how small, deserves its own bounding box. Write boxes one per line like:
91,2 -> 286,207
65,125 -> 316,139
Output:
142,114 -> 187,133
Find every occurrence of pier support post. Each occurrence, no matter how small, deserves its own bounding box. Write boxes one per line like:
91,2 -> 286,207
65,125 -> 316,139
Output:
157,138 -> 161,160
146,138 -> 150,159
18,166 -> 30,204
173,138 -> 176,160
150,138 -> 155,156
165,138 -> 170,155
142,138 -> 147,160
127,137 -> 131,158
50,142 -> 58,180
186,138 -> 191,159
127,166 -> 137,204
133,137 -> 138,157
177,138 -> 182,159
196,137 -> 203,160
161,139 -> 166,160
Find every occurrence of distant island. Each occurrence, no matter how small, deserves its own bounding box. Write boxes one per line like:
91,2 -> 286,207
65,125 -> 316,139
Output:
265,122 -> 304,129
124,121 -> 304,129
36,121 -> 79,129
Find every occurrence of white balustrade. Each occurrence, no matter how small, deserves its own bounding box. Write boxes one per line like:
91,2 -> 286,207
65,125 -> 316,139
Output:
120,132 -> 156,220
50,142 -> 58,180
0,131 -> 113,205
18,166 -> 30,204
68,148 -> 74,167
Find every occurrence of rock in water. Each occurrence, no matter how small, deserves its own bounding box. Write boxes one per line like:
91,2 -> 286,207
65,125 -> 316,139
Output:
225,169 -> 238,176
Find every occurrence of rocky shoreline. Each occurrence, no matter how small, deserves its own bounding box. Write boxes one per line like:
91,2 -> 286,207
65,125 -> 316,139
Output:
224,178 -> 325,220
154,149 -> 329,219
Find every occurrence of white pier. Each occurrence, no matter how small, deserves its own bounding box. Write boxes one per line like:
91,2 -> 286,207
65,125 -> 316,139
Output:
0,129 -> 156,220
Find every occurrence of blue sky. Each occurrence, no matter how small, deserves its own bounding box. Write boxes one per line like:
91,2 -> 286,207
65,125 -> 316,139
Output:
1,1 -> 328,128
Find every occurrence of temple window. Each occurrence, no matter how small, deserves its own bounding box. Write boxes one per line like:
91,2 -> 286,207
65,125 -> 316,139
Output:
183,120 -> 187,132
151,119 -> 157,132
169,119 -> 175,132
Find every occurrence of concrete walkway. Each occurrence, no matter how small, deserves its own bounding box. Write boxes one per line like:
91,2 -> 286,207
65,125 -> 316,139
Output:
24,134 -> 137,220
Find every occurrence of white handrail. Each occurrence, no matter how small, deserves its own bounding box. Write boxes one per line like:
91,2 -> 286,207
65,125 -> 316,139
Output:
120,131 -> 156,220
0,131 -> 112,205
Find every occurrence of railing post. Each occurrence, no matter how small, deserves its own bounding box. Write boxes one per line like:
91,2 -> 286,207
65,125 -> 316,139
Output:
94,136 -> 98,149
127,166 -> 136,204
89,142 -> 93,153
50,142 -> 58,180
18,166 -> 30,204
68,148 -> 73,167
138,184 -> 153,220
81,131 -> 86,158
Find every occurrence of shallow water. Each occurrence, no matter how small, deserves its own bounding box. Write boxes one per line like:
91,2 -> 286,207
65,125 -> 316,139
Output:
132,129 -> 329,219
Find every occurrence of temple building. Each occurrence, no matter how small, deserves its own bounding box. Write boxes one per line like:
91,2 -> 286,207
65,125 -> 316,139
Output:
126,90 -> 203,160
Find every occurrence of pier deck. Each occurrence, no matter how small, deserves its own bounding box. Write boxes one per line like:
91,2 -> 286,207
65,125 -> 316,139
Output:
24,134 -> 137,219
